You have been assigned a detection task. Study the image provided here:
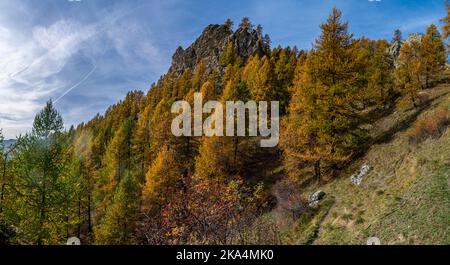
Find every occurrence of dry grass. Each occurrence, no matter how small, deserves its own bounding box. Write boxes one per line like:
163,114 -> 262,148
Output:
407,107 -> 450,144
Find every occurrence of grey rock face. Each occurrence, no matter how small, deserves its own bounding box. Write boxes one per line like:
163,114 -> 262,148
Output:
168,23 -> 265,77
231,26 -> 264,62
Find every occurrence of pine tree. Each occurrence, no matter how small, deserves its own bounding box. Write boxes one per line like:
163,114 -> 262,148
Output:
393,29 -> 402,44
239,17 -> 253,31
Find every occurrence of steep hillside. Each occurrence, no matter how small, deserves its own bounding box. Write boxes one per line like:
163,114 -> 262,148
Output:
280,81 -> 450,245
3,7 -> 448,245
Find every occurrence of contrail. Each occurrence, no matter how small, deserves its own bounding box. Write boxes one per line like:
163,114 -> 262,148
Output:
54,56 -> 97,104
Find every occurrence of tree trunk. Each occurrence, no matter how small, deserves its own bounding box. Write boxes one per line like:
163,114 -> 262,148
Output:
233,137 -> 239,169
37,192 -> 46,245
87,192 -> 92,237
314,160 -> 321,184
77,195 -> 81,238
0,157 -> 6,214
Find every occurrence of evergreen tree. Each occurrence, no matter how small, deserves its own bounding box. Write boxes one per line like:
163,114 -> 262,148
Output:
239,17 -> 253,30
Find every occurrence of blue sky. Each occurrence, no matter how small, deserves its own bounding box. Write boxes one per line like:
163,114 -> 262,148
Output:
0,0 -> 446,138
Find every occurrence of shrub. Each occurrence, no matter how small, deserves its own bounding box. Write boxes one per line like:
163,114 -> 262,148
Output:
417,91 -> 430,105
407,107 -> 450,144
272,178 -> 310,219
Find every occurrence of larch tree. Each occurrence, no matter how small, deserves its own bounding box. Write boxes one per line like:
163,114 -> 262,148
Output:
94,174 -> 140,245
395,36 -> 423,106
281,7 -> 367,182
242,55 -> 274,101
441,0 -> 450,48
0,130 -> 5,215
356,38 -> 395,107
95,118 -> 135,219
132,104 -> 153,183
273,48 -> 298,113
141,147 -> 182,213
220,42 -> 239,67
9,100 -> 78,244
420,24 -> 446,88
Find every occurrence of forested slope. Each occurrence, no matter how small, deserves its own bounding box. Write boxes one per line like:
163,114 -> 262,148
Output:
1,6 -> 449,245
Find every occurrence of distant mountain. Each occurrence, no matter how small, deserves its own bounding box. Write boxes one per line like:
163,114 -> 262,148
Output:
2,139 -> 16,152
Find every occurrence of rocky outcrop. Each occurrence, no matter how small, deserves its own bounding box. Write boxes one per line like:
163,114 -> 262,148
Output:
169,24 -> 232,76
389,33 -> 423,68
405,33 -> 423,45
388,40 -> 402,59
168,23 -> 266,76
231,26 -> 265,63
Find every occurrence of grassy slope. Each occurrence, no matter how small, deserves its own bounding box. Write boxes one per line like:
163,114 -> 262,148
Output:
282,83 -> 450,245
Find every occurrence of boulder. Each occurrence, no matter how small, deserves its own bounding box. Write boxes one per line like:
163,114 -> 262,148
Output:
350,164 -> 371,186
308,190 -> 326,207
310,190 -> 326,202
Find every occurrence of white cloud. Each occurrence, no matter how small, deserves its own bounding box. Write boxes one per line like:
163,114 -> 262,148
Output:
0,1 -> 178,138
0,19 -> 98,138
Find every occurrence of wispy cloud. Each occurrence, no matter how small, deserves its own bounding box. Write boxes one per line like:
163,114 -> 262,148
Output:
0,18 -> 97,137
0,1 -> 170,138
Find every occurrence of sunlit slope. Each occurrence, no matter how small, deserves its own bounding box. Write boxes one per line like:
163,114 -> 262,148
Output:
291,82 -> 450,245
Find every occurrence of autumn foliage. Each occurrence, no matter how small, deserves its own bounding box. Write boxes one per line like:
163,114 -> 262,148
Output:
0,7 -> 448,245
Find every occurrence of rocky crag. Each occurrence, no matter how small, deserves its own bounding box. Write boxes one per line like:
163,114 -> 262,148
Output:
168,22 -> 269,76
